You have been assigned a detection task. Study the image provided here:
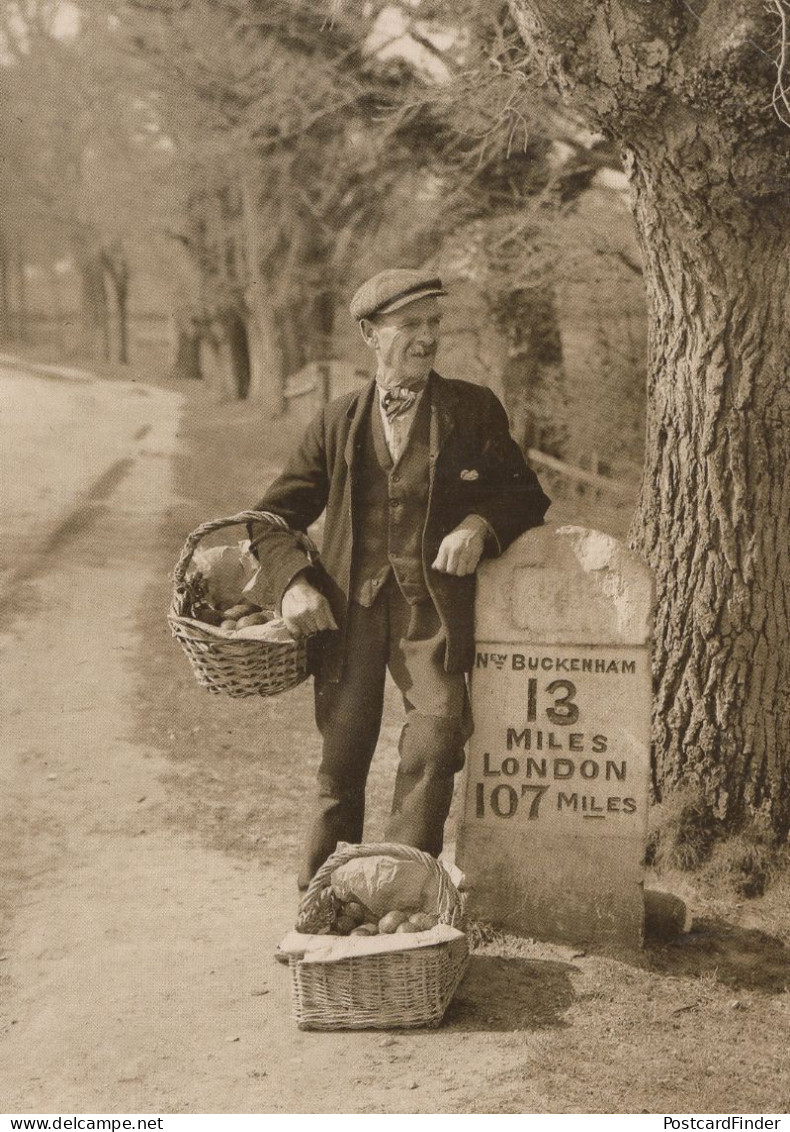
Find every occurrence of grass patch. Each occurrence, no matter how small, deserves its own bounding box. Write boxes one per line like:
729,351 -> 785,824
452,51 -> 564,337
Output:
649,786 -> 790,905
647,785 -> 718,872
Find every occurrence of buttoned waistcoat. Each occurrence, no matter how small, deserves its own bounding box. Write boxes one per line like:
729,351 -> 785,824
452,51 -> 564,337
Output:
352,383 -> 431,606
250,371 -> 550,682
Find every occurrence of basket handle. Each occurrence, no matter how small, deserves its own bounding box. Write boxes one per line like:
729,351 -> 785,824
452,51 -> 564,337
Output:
302,841 -> 460,925
172,509 -> 319,592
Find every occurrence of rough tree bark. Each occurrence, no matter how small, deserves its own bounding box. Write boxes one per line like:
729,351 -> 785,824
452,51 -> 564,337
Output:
508,0 -> 790,833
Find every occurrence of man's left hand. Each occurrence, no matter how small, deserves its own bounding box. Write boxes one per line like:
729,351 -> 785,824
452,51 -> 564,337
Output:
432,515 -> 489,576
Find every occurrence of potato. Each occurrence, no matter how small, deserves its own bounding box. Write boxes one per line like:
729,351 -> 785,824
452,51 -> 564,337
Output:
350,924 -> 378,937
407,912 -> 438,932
335,915 -> 357,935
395,921 -> 419,934
343,901 -> 367,925
378,910 -> 409,934
220,619 -> 237,630
223,602 -> 259,620
235,612 -> 271,629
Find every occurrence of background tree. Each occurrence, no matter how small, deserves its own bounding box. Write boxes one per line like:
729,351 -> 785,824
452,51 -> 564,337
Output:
108,0 -> 446,404
339,0 -> 635,460
76,0 -> 644,448
505,0 -> 790,839
1,0 -> 646,469
0,0 -> 177,361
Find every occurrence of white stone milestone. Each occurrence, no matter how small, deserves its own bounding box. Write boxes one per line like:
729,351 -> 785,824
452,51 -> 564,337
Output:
456,524 -> 654,949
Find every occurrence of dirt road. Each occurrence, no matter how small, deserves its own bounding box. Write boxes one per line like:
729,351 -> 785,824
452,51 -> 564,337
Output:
2,359 -> 789,1115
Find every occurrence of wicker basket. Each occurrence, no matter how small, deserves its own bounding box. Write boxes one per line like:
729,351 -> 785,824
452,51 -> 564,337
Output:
288,842 -> 469,1031
168,510 -> 318,698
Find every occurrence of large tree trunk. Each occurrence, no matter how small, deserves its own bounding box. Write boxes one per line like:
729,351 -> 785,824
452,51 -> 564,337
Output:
508,0 -> 790,833
629,154 -> 790,830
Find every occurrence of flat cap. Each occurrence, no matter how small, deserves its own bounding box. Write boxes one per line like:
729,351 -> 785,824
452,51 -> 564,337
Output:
350,268 -> 448,322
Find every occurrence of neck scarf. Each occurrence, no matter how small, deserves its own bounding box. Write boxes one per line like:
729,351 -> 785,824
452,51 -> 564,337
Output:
379,380 -> 426,420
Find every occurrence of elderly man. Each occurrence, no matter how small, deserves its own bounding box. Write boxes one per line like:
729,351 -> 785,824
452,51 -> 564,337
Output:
249,269 -> 550,888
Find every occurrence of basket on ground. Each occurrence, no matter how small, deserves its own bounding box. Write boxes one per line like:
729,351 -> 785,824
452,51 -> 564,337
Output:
168,510 -> 317,698
287,842 -> 469,1031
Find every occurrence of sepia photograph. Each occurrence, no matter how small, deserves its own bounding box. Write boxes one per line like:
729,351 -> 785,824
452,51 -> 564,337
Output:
1,0 -> 789,1121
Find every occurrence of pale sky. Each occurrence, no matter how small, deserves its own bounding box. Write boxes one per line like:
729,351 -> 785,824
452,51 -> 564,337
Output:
366,4 -> 454,82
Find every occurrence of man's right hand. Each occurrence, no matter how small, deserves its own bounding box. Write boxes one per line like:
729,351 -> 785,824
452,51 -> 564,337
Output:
281,574 -> 338,639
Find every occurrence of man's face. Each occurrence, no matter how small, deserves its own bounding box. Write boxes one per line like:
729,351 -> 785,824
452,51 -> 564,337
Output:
361,295 -> 442,388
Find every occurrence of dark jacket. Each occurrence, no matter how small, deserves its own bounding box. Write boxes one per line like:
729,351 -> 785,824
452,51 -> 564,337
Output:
250,371 -> 550,680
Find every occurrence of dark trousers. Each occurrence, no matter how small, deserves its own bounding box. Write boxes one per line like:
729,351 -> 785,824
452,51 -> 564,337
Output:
300,577 -> 473,887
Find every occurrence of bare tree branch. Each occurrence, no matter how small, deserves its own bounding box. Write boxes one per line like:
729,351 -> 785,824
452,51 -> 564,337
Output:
771,0 -> 790,127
